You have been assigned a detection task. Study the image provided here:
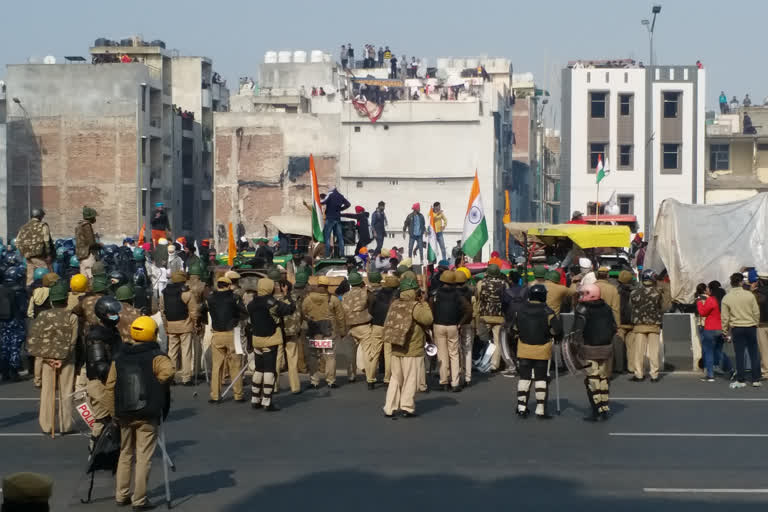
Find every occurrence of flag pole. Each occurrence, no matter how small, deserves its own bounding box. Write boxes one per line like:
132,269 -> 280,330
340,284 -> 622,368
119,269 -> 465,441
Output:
596,180 -> 600,224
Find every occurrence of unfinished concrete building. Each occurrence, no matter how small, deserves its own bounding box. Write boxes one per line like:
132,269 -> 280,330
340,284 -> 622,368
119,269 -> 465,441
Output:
2,37 -> 229,242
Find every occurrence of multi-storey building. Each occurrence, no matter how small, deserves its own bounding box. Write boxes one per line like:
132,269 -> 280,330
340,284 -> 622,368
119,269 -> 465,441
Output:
560,60 -> 706,232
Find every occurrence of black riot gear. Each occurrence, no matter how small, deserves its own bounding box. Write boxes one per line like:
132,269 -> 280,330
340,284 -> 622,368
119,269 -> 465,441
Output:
95,296 -> 122,325
114,342 -> 168,420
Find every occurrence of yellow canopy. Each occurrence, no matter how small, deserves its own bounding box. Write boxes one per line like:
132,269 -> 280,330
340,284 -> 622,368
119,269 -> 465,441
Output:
527,224 -> 631,249
504,222 -> 548,244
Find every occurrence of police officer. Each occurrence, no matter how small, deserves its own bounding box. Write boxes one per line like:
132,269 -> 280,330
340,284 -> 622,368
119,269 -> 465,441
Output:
248,278 -> 294,411
115,285 -> 142,343
206,276 -> 246,403
302,276 -> 346,389
455,268 -> 475,387
72,274 -> 109,335
383,277 -> 434,418
476,264 -> 508,372
282,272 -> 309,394
132,248 -> 152,315
16,208 -> 54,286
75,207 -> 99,279
514,284 -> 562,419
369,275 -> 399,385
0,267 -> 27,382
161,271 -> 199,385
104,316 -> 175,509
629,269 -> 663,382
68,274 -> 89,310
83,296 -> 124,439
343,272 -> 374,387
1,472 -> 53,511
574,284 -> 616,422
433,270 -> 470,392
31,282 -> 77,435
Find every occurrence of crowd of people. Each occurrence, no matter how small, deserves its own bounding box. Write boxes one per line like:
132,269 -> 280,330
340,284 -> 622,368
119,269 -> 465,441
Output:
4,202 -> 768,508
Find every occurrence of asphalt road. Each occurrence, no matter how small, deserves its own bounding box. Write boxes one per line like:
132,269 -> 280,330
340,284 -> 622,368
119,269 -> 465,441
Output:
1,370 -> 767,511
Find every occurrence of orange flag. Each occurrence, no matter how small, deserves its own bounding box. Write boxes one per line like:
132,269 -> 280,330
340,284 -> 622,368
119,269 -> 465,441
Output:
137,222 -> 146,246
503,190 -> 511,259
228,222 -> 236,266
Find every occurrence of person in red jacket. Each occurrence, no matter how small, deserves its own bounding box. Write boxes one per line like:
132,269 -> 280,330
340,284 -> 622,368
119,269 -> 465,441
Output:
567,211 -> 587,225
696,282 -> 723,382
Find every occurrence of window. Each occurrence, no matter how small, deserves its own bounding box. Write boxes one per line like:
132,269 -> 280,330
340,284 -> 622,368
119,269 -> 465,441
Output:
587,72 -> 591,83
384,125 -> 389,130
356,180 -> 363,188
618,195 -> 634,215
589,143 -> 606,171
619,145 -> 633,168
590,92 -> 606,118
620,94 -> 632,116
663,92 -> 679,118
624,72 -> 628,83
663,143 -> 680,170
709,144 -> 729,171
354,126 -> 361,133
388,179 -> 399,185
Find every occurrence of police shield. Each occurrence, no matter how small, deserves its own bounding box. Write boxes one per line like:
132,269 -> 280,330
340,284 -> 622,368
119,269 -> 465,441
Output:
562,334 -> 587,375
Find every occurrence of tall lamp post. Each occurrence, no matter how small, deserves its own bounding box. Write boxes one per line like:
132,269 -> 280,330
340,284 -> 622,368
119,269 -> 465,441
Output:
641,4 -> 662,67
641,4 -> 661,234
11,97 -> 32,219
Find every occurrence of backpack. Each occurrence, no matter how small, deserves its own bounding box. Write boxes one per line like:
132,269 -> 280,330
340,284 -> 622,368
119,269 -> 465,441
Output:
0,286 -> 15,322
758,287 -> 768,324
16,220 -> 46,259
75,220 -> 94,260
27,309 -> 77,360
162,284 -> 188,322
342,287 -> 371,326
503,285 -> 528,323
382,299 -> 416,347
479,277 -> 505,317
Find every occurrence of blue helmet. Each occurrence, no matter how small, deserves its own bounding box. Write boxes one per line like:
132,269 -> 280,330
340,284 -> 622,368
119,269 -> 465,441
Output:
3,266 -> 23,285
56,247 -> 67,259
33,267 -> 49,281
4,252 -> 18,266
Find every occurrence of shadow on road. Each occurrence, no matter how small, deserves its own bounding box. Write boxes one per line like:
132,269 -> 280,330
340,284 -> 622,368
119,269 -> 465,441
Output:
218,470 -> 761,512
0,411 -> 38,428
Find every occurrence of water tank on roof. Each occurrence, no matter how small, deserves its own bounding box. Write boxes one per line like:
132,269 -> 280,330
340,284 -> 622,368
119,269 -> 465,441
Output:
278,51 -> 291,63
293,50 -> 307,63
105,39 -> 115,47
150,40 -> 166,49
264,51 -> 277,63
94,38 -> 108,47
465,58 -> 479,69
310,50 -> 323,63
120,38 -> 133,47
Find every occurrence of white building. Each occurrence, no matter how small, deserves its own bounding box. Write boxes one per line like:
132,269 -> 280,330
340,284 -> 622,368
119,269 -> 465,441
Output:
338,57 -> 516,262
560,61 -> 705,233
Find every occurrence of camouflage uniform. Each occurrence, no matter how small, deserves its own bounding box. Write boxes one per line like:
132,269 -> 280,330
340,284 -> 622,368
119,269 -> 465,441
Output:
383,286 -> 433,416
75,216 -> 98,279
29,306 -> 78,434
342,285 -> 373,383
116,303 -> 142,343
630,284 -> 663,380
476,271 -> 508,371
302,287 -> 346,387
16,218 -> 53,286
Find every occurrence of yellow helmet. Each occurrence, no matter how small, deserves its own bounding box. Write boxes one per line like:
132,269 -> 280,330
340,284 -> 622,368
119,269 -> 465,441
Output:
130,316 -> 158,342
69,273 -> 88,293
457,267 -> 471,280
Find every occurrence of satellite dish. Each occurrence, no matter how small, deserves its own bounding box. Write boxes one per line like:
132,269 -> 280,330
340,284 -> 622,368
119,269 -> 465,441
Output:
43,55 -> 56,64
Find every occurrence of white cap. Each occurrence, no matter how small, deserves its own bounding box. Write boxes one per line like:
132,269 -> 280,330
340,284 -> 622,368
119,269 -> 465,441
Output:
579,257 -> 592,269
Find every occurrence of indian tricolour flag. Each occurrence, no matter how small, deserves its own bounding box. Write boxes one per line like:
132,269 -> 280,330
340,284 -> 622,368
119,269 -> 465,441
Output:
427,207 -> 438,264
309,154 -> 324,242
461,171 -> 489,259
596,155 -> 610,184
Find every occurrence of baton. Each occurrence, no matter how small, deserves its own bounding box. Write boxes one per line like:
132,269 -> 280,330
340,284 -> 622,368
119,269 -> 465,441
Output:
158,417 -> 173,509
554,347 -> 561,415
220,361 -> 249,400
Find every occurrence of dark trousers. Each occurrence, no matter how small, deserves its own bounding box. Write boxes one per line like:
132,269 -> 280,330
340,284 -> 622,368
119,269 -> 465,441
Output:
323,219 -> 345,258
732,326 -> 761,382
374,234 -> 385,254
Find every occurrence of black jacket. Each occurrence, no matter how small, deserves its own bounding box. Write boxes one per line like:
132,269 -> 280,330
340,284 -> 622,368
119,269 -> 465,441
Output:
206,290 -> 244,332
322,190 -> 351,221
433,286 -> 467,326
369,287 -> 397,326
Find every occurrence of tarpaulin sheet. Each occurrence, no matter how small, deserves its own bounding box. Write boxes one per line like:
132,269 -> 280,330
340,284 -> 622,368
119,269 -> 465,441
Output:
645,195 -> 768,302
526,224 -> 631,249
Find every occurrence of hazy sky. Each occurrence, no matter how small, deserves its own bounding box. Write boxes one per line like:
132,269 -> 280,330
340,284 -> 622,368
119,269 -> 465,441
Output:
2,0 -> 764,127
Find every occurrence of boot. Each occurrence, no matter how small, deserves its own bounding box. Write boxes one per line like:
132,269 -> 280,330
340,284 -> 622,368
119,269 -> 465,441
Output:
583,378 -> 600,422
